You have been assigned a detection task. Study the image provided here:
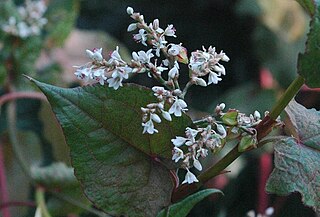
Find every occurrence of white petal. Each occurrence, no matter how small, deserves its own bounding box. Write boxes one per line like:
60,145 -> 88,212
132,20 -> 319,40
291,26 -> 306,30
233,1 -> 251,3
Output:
182,169 -> 199,184
161,110 -> 172,121
195,78 -> 207,87
171,136 -> 187,147
265,207 -> 274,216
126,6 -> 134,15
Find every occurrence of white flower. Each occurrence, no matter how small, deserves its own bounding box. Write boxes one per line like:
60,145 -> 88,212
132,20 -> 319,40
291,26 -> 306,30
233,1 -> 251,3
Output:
172,147 -> 184,162
168,44 -> 181,56
208,72 -> 221,85
196,148 -> 208,158
164,24 -> 176,37
109,46 -> 124,64
185,127 -> 198,138
86,48 -> 103,62
92,68 -> 107,85
171,136 -> 187,147
156,66 -> 168,75
195,77 -> 207,87
127,23 -> 137,32
107,66 -> 131,90
169,97 -> 188,117
193,157 -> 202,171
168,66 -> 179,79
182,169 -> 199,184
142,119 -> 158,134
126,6 -> 134,15
254,110 -> 261,120
153,36 -> 167,57
74,65 -> 91,81
133,29 -> 148,46
17,22 -> 30,38
213,63 -> 226,76
132,49 -> 154,64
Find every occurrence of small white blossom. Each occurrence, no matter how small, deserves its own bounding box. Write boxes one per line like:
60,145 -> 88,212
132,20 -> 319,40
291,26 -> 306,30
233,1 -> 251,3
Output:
254,110 -> 261,120
171,136 -> 187,147
107,66 -> 131,90
216,124 -> 227,138
164,24 -> 176,37
133,29 -> 148,46
142,119 -> 158,134
168,66 -> 179,79
168,44 -> 181,56
182,169 -> 199,184
132,49 -> 154,64
197,148 -> 208,158
172,147 -> 184,162
169,97 -> 188,117
109,46 -> 124,64
208,72 -> 221,85
195,77 -> 207,87
153,36 -> 167,57
86,48 -> 103,62
92,68 -> 107,85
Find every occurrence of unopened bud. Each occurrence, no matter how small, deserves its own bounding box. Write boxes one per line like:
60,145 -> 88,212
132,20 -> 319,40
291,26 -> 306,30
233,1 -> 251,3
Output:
151,113 -> 161,123
195,78 -> 207,87
127,23 -> 137,32
161,110 -> 172,121
126,7 -> 134,15
254,110 -> 261,119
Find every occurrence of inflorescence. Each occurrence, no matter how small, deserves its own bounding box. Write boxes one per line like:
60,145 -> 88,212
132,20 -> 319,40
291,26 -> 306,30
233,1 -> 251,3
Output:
72,7 -> 281,185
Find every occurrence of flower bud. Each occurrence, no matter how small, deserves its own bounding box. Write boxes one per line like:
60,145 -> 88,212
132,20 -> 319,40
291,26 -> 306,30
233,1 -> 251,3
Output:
151,113 -> 161,123
126,7 -> 134,15
221,54 -> 230,62
161,110 -> 172,121
168,66 -> 179,79
254,110 -> 261,119
193,158 -> 202,171
127,23 -> 137,32
195,78 -> 207,87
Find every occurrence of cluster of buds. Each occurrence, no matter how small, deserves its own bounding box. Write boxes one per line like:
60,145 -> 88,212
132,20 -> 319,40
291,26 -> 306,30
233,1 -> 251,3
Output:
1,0 -> 47,38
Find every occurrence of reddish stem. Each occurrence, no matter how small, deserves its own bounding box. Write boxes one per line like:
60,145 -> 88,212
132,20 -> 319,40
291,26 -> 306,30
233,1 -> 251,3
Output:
0,92 -> 47,108
257,153 -> 272,214
0,144 -> 11,217
0,201 -> 36,209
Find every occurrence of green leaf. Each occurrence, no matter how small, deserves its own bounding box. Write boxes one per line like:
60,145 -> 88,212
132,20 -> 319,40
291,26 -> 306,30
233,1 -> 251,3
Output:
266,100 -> 320,213
31,79 -> 192,217
285,100 -> 320,151
298,2 -> 320,88
157,189 -> 223,217
238,135 -> 256,152
222,110 -> 238,126
44,0 -> 79,47
296,0 -> 316,15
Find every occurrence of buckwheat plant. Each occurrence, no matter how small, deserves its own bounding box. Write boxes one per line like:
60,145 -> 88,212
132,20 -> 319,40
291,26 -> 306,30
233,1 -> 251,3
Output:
25,2 -> 320,216
73,6 -> 281,185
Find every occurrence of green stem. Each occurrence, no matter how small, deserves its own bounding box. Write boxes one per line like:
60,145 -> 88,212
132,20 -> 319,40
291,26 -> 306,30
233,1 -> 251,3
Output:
269,75 -> 304,119
35,187 -> 52,217
173,75 -> 305,201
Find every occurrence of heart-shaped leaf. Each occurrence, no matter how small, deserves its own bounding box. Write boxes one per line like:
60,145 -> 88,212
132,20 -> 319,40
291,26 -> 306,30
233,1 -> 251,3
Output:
266,100 -> 320,213
298,1 -> 320,87
157,189 -> 223,217
30,79 -> 192,217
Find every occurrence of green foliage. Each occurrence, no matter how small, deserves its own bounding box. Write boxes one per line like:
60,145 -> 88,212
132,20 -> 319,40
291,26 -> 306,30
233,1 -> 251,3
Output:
298,1 -> 320,87
157,189 -> 223,217
266,100 -> 320,213
31,79 -> 193,217
238,135 -> 256,152
44,0 -> 79,47
296,0 -> 316,15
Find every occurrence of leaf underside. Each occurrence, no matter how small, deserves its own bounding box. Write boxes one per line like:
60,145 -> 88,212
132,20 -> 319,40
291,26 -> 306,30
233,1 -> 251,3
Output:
31,79 -> 192,217
266,100 -> 320,213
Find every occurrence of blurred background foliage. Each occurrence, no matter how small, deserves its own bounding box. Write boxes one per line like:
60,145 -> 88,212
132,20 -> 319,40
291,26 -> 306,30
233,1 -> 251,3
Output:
0,0 -> 318,216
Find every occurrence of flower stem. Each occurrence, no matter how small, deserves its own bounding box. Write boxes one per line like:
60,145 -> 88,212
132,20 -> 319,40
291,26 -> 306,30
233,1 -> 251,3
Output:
35,187 -> 52,217
173,75 -> 305,201
269,75 -> 304,120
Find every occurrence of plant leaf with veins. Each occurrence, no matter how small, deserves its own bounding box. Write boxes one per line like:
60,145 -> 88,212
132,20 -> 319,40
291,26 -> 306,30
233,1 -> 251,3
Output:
266,100 -> 320,213
30,78 -> 192,217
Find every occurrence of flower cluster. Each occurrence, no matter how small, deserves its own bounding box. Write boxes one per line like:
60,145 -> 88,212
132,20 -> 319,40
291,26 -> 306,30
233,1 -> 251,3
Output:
1,0 -> 47,38
170,103 -> 274,184
141,87 -> 188,134
189,46 -> 229,86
